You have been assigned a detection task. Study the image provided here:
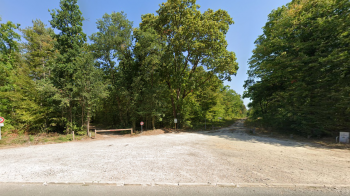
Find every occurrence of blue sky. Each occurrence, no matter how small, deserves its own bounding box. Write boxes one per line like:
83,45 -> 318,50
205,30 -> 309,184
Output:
0,0 -> 291,106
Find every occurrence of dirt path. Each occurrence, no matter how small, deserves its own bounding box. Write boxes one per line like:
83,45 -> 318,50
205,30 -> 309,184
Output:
0,120 -> 349,185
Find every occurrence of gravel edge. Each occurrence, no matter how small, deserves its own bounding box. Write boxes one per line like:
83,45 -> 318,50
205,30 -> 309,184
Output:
0,181 -> 349,188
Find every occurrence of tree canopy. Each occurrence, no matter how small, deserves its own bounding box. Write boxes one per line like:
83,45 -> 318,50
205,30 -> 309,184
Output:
0,0 -> 246,136
138,0 -> 238,120
244,0 -> 350,136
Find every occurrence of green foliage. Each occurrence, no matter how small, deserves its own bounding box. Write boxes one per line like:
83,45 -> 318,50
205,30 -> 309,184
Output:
49,0 -> 88,133
0,18 -> 20,58
74,49 -> 109,133
58,135 -> 72,142
49,0 -> 86,60
137,0 -> 239,124
22,19 -> 57,80
0,18 -> 34,133
90,11 -> 133,75
0,17 -> 54,133
89,11 -> 134,128
244,0 -> 350,136
1,0 -> 245,136
91,0 -> 244,130
184,80 -> 246,128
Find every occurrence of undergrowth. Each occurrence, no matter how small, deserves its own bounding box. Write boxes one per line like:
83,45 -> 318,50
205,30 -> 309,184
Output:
0,132 -> 88,148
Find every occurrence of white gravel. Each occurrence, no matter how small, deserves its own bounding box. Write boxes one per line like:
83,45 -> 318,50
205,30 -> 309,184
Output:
0,120 -> 349,185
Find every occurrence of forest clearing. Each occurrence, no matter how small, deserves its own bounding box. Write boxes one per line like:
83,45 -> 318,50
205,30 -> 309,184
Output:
0,120 -> 349,186
1,0 -> 350,195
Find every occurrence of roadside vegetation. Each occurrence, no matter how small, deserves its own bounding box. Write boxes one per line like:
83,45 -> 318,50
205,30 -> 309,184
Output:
0,0 -> 246,142
244,0 -> 350,138
0,132 -> 88,148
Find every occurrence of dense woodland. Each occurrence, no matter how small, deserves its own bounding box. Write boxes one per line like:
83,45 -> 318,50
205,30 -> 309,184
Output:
0,0 -> 246,135
244,0 -> 350,137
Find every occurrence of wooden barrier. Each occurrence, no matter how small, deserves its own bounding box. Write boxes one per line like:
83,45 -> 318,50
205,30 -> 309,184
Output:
93,128 -> 133,139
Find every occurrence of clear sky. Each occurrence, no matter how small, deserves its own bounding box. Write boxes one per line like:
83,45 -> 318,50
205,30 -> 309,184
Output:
0,0 -> 291,107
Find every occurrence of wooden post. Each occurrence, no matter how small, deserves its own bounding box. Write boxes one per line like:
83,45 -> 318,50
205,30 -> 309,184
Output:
131,128 -> 133,134
94,129 -> 96,139
72,131 -> 75,140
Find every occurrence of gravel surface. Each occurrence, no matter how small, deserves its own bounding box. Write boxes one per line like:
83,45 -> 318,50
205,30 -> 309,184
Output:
0,120 -> 349,185
1,184 -> 350,196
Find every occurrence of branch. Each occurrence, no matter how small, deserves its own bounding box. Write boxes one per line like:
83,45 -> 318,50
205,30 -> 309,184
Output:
166,80 -> 171,89
180,47 -> 191,76
182,72 -> 213,99
182,57 -> 200,98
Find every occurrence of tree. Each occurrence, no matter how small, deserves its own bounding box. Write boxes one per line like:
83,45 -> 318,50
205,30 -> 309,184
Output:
21,19 -> 58,133
132,27 -> 168,130
89,12 -> 133,82
74,49 -> 108,135
244,0 -> 350,136
49,0 -> 87,133
89,12 -> 133,127
0,18 -> 45,133
138,0 -> 238,120
0,18 -> 21,131
22,19 -> 57,80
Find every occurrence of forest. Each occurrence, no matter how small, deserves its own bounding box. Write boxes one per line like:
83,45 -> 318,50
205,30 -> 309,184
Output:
244,0 -> 350,137
0,0 -> 246,136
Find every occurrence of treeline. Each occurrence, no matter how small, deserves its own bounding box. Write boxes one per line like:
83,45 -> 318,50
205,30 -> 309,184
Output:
0,0 -> 246,135
244,0 -> 350,137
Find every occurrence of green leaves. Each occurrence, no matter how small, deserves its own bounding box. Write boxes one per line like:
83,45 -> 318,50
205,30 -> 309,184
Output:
90,12 -> 133,82
22,19 -> 57,80
49,0 -> 86,56
1,0 -> 245,134
139,0 -> 238,119
245,0 -> 350,136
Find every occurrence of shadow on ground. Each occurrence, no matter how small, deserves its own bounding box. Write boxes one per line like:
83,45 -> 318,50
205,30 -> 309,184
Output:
194,119 -> 346,150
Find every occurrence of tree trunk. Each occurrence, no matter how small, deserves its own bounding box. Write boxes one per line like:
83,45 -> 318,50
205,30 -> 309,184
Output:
87,109 -> 90,136
171,96 -> 177,119
70,105 -> 73,134
132,120 -> 135,132
81,101 -> 84,127
152,116 -> 155,130
117,97 -> 123,127
43,63 -> 45,79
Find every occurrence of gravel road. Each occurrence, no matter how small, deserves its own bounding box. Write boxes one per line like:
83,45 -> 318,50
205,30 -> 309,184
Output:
0,120 -> 349,185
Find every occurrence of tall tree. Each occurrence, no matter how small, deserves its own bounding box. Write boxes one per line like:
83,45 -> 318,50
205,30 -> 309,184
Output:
89,12 -> 133,127
132,27 -> 168,130
22,19 -> 56,80
21,19 -> 58,132
0,18 -> 44,133
0,18 -> 21,131
90,12 -> 133,82
244,0 -> 350,136
138,0 -> 238,120
74,49 -> 108,135
49,0 -> 87,133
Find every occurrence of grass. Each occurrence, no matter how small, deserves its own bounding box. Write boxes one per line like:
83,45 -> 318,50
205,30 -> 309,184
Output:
0,132 -> 89,148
